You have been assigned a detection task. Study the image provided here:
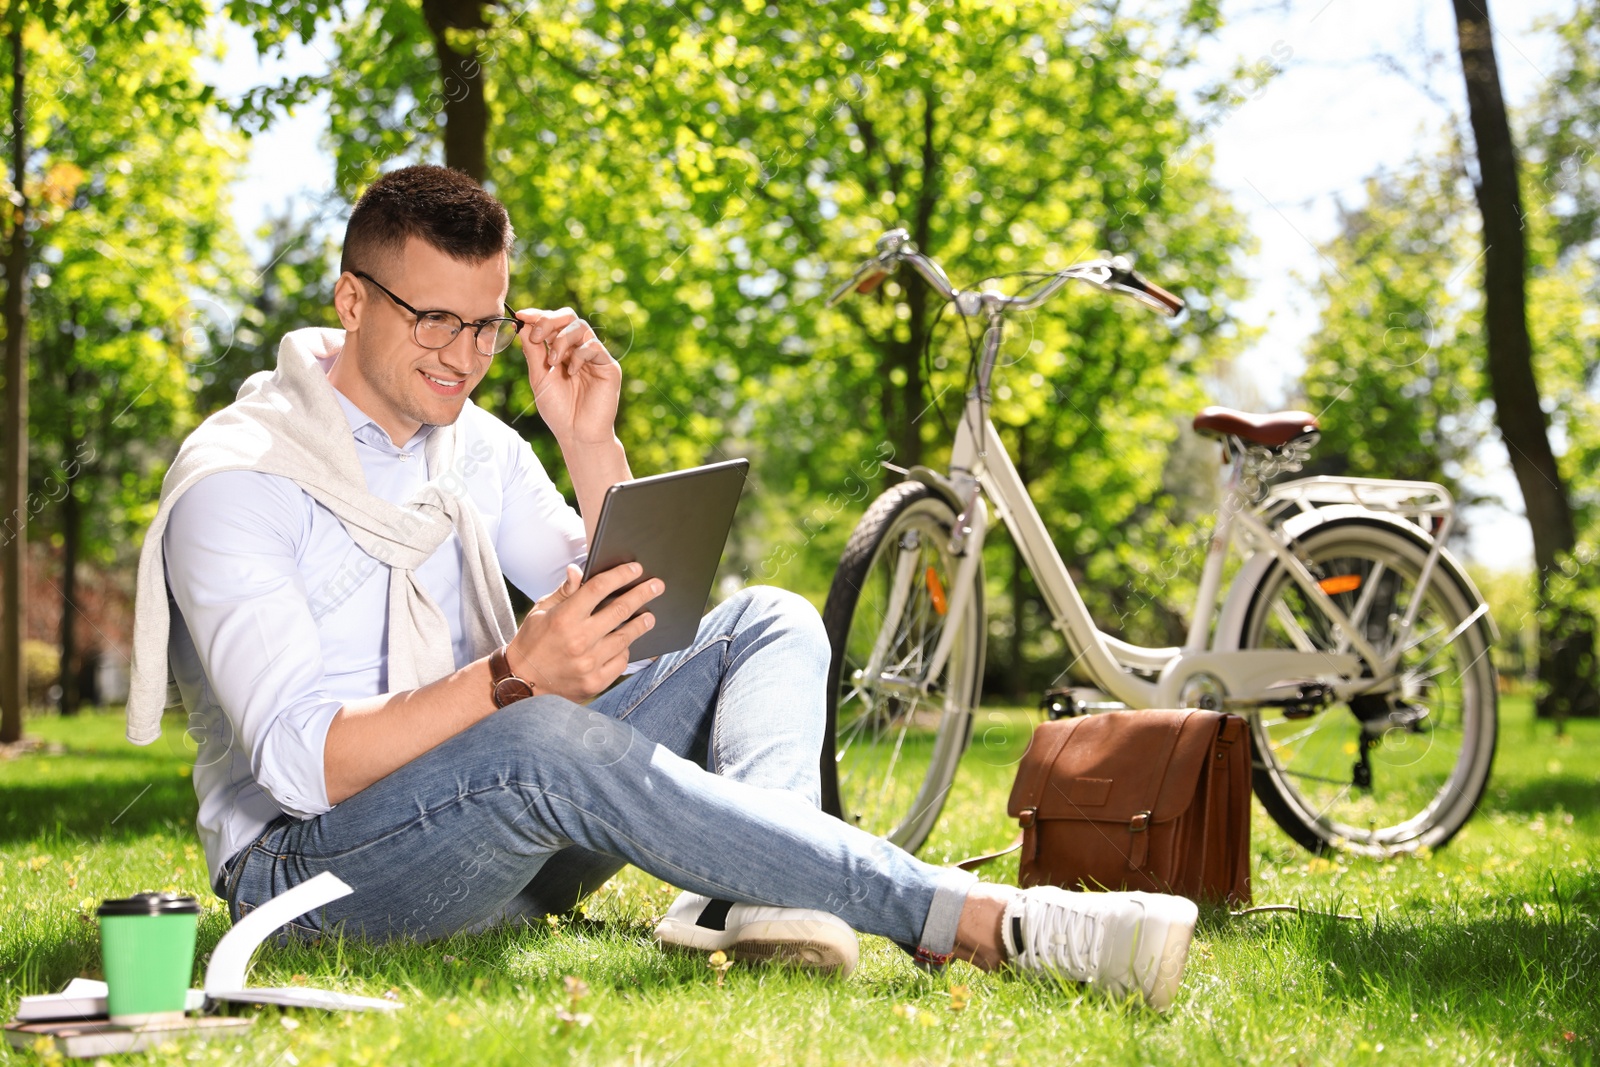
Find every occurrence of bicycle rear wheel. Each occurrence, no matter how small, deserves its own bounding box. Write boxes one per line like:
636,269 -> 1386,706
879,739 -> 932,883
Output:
1237,517 -> 1497,855
820,482 -> 985,852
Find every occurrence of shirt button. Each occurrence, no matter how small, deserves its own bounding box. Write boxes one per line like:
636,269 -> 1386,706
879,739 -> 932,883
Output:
398,452 -> 413,461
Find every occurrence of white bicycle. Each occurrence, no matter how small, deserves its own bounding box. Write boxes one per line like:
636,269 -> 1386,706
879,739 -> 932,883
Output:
819,228 -> 1498,857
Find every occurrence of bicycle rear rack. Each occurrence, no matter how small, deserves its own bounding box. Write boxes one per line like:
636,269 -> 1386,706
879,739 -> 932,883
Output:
1261,476 -> 1455,541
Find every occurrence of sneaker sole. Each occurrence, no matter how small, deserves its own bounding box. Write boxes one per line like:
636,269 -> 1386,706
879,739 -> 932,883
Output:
1137,900 -> 1198,1013
729,938 -> 856,975
734,919 -> 858,976
655,920 -> 858,977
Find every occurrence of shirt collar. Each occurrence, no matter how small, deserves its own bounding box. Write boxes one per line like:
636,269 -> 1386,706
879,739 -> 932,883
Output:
329,386 -> 438,453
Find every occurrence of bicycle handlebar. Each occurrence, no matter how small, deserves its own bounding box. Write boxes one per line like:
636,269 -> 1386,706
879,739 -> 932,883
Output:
825,227 -> 1186,319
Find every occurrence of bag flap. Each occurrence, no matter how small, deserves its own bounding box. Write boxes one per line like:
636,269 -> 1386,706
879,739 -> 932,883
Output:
1016,709 -> 1224,824
1006,717 -> 1079,818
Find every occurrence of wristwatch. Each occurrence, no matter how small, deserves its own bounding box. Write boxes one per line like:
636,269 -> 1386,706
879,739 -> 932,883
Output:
489,645 -> 536,708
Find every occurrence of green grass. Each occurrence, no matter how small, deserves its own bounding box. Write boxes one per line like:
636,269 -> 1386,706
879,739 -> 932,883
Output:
2,696 -> 1596,1065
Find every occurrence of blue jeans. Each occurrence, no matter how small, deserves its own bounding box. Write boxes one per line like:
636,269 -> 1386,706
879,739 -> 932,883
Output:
217,587 -> 976,959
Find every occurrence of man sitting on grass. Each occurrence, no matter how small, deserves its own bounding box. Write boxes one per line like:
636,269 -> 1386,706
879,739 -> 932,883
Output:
126,164 -> 1198,1010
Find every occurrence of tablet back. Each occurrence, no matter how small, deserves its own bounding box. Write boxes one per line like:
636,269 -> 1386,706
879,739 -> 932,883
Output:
581,458 -> 749,659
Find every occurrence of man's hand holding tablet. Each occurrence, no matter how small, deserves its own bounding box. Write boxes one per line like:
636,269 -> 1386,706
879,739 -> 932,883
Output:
501,459 -> 748,702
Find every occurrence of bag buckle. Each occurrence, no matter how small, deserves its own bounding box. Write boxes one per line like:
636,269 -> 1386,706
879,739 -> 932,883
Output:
1019,807 -> 1037,829
1127,810 -> 1153,870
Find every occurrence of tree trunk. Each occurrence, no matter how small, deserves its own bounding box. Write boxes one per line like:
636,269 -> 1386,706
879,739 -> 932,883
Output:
1,21 -> 28,743
59,339 -> 82,716
49,300 -> 84,716
59,466 -> 80,715
421,0 -> 490,182
1451,0 -> 1599,724
878,84 -> 942,478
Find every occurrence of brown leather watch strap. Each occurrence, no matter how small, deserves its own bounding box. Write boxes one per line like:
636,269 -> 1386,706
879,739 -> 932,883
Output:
489,645 -> 536,708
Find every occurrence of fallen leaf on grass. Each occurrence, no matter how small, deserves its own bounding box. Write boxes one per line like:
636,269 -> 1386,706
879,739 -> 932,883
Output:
892,1003 -> 938,1026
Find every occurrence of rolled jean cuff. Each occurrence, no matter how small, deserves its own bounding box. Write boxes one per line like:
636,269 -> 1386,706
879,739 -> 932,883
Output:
914,868 -> 979,963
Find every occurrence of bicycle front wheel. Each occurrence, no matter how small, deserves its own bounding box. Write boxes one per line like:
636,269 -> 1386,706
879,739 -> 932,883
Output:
820,482 -> 985,852
1238,517 -> 1497,856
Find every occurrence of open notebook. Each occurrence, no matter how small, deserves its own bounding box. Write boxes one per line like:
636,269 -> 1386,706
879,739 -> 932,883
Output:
17,873 -> 400,1021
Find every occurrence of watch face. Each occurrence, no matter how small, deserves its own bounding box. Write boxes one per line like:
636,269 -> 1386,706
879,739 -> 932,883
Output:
494,677 -> 535,708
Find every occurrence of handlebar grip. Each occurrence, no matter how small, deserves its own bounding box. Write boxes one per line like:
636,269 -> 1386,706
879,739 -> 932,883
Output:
1136,276 -> 1185,315
855,268 -> 890,295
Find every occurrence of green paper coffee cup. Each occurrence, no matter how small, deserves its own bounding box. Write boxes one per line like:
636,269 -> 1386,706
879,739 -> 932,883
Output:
97,893 -> 199,1025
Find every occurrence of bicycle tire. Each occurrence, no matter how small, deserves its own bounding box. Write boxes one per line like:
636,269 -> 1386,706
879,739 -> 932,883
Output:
1236,517 -> 1497,856
819,481 -> 985,853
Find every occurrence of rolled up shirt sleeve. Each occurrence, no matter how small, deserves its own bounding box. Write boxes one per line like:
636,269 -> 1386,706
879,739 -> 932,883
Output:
164,470 -> 343,819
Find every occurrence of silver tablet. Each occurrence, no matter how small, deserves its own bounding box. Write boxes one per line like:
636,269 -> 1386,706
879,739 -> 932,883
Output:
581,458 -> 749,659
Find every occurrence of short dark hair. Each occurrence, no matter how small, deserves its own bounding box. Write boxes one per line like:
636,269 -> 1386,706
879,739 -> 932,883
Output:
340,165 -> 513,276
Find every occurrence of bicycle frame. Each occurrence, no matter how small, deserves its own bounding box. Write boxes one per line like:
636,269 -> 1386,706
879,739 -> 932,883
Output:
893,310 -> 1470,713
828,230 -> 1500,857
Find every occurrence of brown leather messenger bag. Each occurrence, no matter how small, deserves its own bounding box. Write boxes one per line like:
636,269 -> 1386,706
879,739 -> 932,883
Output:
962,708 -> 1252,906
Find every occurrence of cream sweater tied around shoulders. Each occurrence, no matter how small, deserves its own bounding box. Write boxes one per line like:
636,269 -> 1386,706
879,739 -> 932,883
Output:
124,327 -> 516,745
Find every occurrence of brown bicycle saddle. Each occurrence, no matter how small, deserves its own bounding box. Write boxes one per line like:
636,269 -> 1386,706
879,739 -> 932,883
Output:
1192,405 -> 1319,448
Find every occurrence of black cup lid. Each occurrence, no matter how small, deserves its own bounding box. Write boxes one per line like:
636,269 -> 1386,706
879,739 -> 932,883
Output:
97,892 -> 200,916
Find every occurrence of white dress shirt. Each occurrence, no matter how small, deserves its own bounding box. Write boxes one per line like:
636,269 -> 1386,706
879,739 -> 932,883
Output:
165,359 -> 587,888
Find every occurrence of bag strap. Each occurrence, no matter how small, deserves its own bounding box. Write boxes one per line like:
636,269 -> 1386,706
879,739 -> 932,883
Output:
952,833 -> 1023,872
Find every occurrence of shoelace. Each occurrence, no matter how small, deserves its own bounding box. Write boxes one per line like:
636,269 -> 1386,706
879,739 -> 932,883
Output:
1017,897 -> 1106,981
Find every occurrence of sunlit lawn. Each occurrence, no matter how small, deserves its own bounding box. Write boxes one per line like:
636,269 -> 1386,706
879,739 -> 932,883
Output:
1,694 -> 1595,1065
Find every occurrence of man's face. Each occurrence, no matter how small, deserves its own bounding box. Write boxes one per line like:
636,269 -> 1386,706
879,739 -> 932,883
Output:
334,236 -> 510,444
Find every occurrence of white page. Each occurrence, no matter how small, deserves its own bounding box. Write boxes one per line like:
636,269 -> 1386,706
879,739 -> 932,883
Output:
203,871 -> 402,1012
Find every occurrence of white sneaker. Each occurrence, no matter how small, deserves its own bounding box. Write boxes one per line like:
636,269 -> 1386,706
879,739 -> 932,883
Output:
653,891 -> 859,977
1001,886 -> 1198,1012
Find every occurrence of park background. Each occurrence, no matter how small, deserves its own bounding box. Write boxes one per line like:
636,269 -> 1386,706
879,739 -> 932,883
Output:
5,0 -> 1600,724
0,1 -> 1596,1064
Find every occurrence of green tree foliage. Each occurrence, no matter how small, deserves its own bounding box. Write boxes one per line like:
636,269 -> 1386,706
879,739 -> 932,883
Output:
11,10 -> 241,710
194,211 -> 341,415
1299,157 -> 1490,497
1523,2 -> 1600,542
308,1 -> 1250,695
1301,7 -> 1600,715
1523,2 -> 1600,261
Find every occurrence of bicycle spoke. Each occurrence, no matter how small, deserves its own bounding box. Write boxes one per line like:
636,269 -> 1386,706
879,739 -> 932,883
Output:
1312,781 -> 1353,822
1335,560 -> 1386,655
1267,720 -> 1329,752
1395,603 -> 1489,675
1276,767 -> 1359,787
870,715 -> 915,829
1270,599 -> 1319,653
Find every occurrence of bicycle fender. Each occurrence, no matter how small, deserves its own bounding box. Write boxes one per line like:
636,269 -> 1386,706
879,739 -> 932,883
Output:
906,466 -> 966,512
1213,505 -> 1498,653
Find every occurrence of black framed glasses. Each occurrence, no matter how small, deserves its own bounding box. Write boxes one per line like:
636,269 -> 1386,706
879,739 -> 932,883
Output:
353,271 -> 523,356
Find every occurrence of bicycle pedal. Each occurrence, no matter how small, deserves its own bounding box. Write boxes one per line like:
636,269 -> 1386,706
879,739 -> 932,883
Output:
1039,687 -> 1125,719
1040,687 -> 1083,720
